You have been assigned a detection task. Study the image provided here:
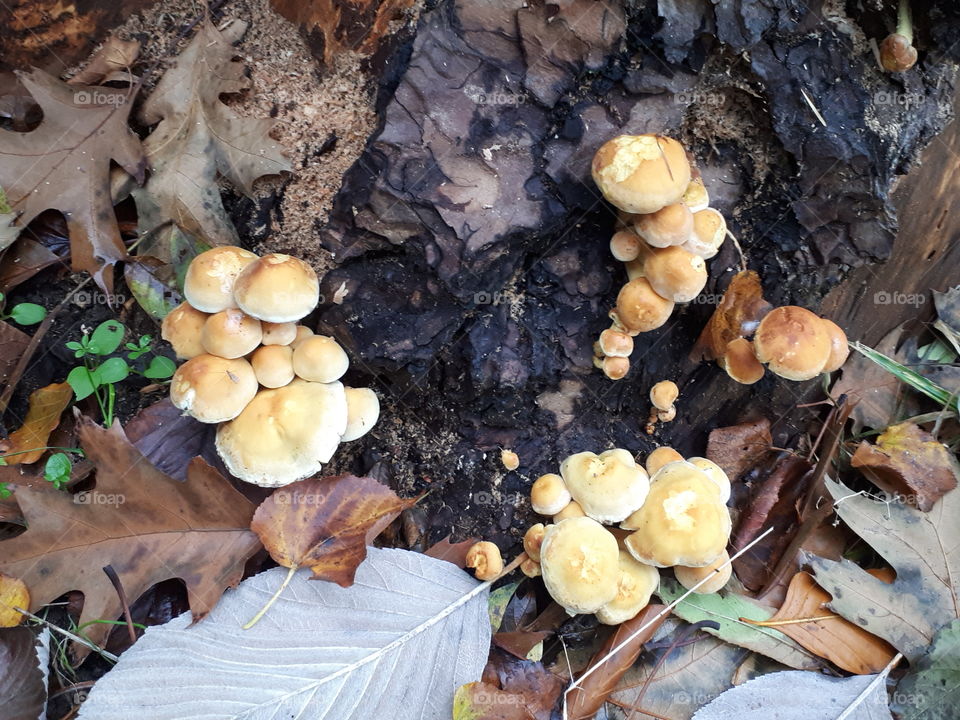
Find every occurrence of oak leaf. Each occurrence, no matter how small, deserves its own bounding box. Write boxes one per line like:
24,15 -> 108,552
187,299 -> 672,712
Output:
0,69 -> 145,292
0,382 -> 73,464
0,415 -> 260,658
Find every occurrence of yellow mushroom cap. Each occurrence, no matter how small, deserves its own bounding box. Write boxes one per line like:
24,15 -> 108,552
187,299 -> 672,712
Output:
523,523 -> 546,562
161,302 -> 208,360
531,473 -> 572,515
634,203 -> 694,248
342,387 -> 380,442
261,321 -> 298,346
233,253 -> 320,323
250,345 -> 295,389
591,135 -> 691,215
753,306 -> 832,381
602,356 -> 630,380
649,380 -> 678,411
292,335 -> 350,383
170,354 -> 258,423
722,337 -> 765,384
684,208 -> 727,259
682,177 -> 710,212
183,246 -> 258,313
675,550 -> 732,594
200,308 -> 263,359
559,450 -> 650,524
553,500 -> 586,522
686,457 -> 731,503
540,517 -> 620,615
599,328 -> 634,358
215,378 -> 348,487
501,449 -> 520,471
643,245 -> 707,303
596,551 -> 660,625
615,278 -> 675,334
465,541 -> 504,581
820,318 -> 849,373
645,446 -> 684,475
290,325 -> 315,349
521,558 -> 542,578
610,230 -> 642,262
622,463 -> 731,567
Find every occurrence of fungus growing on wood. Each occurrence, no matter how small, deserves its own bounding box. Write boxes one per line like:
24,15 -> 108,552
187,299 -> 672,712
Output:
675,550 -> 732,594
591,134 -> 691,214
161,302 -> 208,360
501,449 -> 520,471
559,450 -> 650,524
183,246 -> 258,313
753,306 -> 832,381
595,551 -> 660,625
531,473 -> 572,516
540,517 -> 620,615
170,354 -> 258,423
200,308 -> 262,359
234,253 -> 320,322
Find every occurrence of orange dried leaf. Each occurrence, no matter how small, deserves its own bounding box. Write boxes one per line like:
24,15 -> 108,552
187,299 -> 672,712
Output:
692,270 -> 772,362
453,681 -> 536,719
0,573 -> 29,627
1,382 -> 73,465
425,535 -> 480,568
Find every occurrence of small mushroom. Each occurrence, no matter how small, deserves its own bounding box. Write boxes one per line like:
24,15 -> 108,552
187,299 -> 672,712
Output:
650,380 -> 679,419
722,337 -> 765,385
170,354 -> 259,423
595,551 -> 660,625
633,203 -> 694,248
602,356 -> 630,381
183,246 -> 258,313
520,558 -> 542,578
598,328 -> 633,358
290,325 -> 314,348
645,446 -> 683,475
531,473 -> 572,515
614,278 -> 675,334
233,253 -> 320,323
342,387 -> 380,442
250,345 -> 295,389
559,450 -> 650,524
609,230 -> 642,262
682,176 -> 710,212
523,523 -> 546,562
292,335 -> 350,383
553,500 -> 586,521
880,1 -> 916,73
501,449 -> 520,471
465,541 -> 504,581
753,306 -> 832,381
591,134 -> 691,214
683,208 -> 726,259
820,318 -> 850,373
686,457 -> 731,503
540,517 -> 620,615
161,302 -> 208,360
636,244 -> 708,303
261,321 -> 298,346
200,308 -> 263,359
675,550 -> 732,594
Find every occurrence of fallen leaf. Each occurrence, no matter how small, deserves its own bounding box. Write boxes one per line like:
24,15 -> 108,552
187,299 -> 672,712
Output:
0,69 -> 145,292
489,581 -> 520,631
0,321 -> 30,386
0,382 -> 73,464
0,415 -> 260,658
0,626 -> 45,719
566,604 -> 668,719
133,19 -> 290,247
79,549 -> 489,719
132,224 -> 210,295
893,618 -> 960,719
0,572 -> 28,626
123,256 -> 182,320
252,475 -> 414,587
760,572 -> 896,674
480,650 -> 564,720
706,418 -> 773,481
691,670 -> 894,720
851,422 -> 957,512
493,631 -> 551,660
454,681 -> 536,719
123,398 -> 217,482
68,36 -> 141,86
807,475 -> 960,662
692,270 -> 772,362
425,535 -> 480,568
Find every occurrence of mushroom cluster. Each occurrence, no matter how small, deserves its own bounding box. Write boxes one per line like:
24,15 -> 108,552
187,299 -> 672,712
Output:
522,447 -> 734,623
590,134 -> 727,380
161,246 -> 380,487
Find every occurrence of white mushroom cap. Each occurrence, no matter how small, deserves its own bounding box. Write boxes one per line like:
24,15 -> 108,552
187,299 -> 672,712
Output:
250,345 -> 295,389
531,473 -> 572,516
540,517 -> 620,615
161,302 -> 208,360
215,378 -> 348,487
595,551 -> 660,625
170,354 -> 258,423
293,335 -> 350,383
183,246 -> 258,313
233,253 -> 320,322
559,450 -> 650,524
200,308 -> 263,359
342,387 -> 380,442
686,457 -> 731,503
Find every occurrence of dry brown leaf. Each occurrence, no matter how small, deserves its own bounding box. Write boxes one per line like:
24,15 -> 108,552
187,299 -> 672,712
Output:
851,422 -> 957,512
68,36 -> 140,86
0,572 -> 29,627
251,475 -> 414,587
706,417 -> 773,481
0,415 -> 260,659
493,630 -> 551,660
0,321 -> 30,386
0,382 -> 73,464
453,681 -> 536,719
763,572 -> 897,675
0,626 -> 45,720
425,535 -> 480,568
692,270 -> 773,362
0,69 -> 145,292
132,18 -> 290,247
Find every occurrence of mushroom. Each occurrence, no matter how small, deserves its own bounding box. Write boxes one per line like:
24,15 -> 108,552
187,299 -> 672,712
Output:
215,378 -> 348,487
591,134 -> 691,214
501,449 -> 520,471
675,550 -> 732,594
820,318 -> 849,373
721,337 -> 765,384
183,246 -> 258,313
601,356 -> 630,381
598,328 -> 633,358
614,278 -> 675,334
261,321 -> 298,346
635,244 -> 708,303
645,446 -> 683,475
531,473 -> 572,515
621,462 -> 731,567
233,253 -> 320,323
170,354 -> 258,423
610,230 -> 642,262
595,551 -> 660,625
290,325 -> 314,348
559,450 -> 650,524
683,208 -> 726,259
686,457 -> 731,503
682,176 -> 710,212
161,302 -> 208,360
521,558 -> 542,578
342,387 -> 380,442
553,500 -> 586,521
465,541 -> 504,581
633,203 -> 694,248
292,335 -> 350,383
880,1 -> 916,72
200,308 -> 263,359
650,380 -> 679,421
250,345 -> 295,389
753,306 -> 832,381
523,523 -> 546,562
540,517 -> 620,615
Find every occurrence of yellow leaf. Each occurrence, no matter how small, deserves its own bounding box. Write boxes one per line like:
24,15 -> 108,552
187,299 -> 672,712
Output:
0,573 -> 29,627
1,382 -> 73,465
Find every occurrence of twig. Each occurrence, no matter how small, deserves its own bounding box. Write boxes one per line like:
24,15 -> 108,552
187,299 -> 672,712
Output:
14,607 -> 119,662
102,565 -> 138,645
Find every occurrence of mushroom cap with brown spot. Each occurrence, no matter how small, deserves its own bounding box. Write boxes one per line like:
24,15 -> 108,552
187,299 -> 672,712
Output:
820,318 -> 849,373
250,345 -> 295,389
596,551 -> 660,625
200,308 -> 263,359
292,335 -> 350,383
233,253 -> 320,322
649,380 -> 678,411
684,208 -> 726,259
753,306 -> 832,381
560,450 -> 650,524
616,278 -> 675,334
342,387 -> 380,442
634,203 -> 694,248
161,302 -> 208,360
261,321 -> 298,346
592,135 -> 691,214
183,246 -> 258,313
215,378 -> 348,487
170,354 -> 258,423
540,517 -> 620,614
531,473 -> 572,516
643,245 -> 707,303
722,337 -> 765,385
675,550 -> 732,594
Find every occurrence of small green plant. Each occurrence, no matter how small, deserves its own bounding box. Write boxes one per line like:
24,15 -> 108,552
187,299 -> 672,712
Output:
0,447 -> 85,491
65,320 -> 176,426
0,291 -> 46,326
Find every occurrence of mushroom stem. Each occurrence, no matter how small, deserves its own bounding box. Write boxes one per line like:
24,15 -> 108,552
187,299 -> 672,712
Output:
896,0 -> 913,45
726,229 -> 747,272
242,564 -> 298,630
492,552 -> 528,582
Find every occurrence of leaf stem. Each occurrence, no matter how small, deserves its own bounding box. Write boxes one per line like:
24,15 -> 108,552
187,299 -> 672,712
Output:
243,565 -> 298,630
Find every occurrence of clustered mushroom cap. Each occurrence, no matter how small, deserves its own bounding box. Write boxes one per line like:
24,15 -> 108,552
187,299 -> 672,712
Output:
820,318 -> 850,373
183,246 -> 258,313
610,230 -> 642,262
342,387 -> 381,442
531,473 -> 572,516
591,135 -> 691,215
161,302 -> 208,360
553,500 -> 586,521
170,354 -> 259,423
540,517 -> 620,615
722,337 -> 765,384
523,523 -> 546,562
649,380 -> 679,411
675,550 -> 732,594
250,345 -> 295,389
521,558 -> 542,578
292,335 -> 350,384
642,245 -> 708,303
234,253 -> 320,323
595,551 -> 660,626
686,457 -> 731,503
200,308 -> 263,359
290,325 -> 314,348
634,203 -> 693,248
601,356 -> 630,381
466,541 -> 504,581
684,208 -> 727,259
261,321 -> 298,346
560,450 -> 650,524
615,278 -> 675,334
645,446 -> 683,475
753,305 -> 831,381
598,328 -> 633,358
682,177 -> 710,212
215,379 -> 348,487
